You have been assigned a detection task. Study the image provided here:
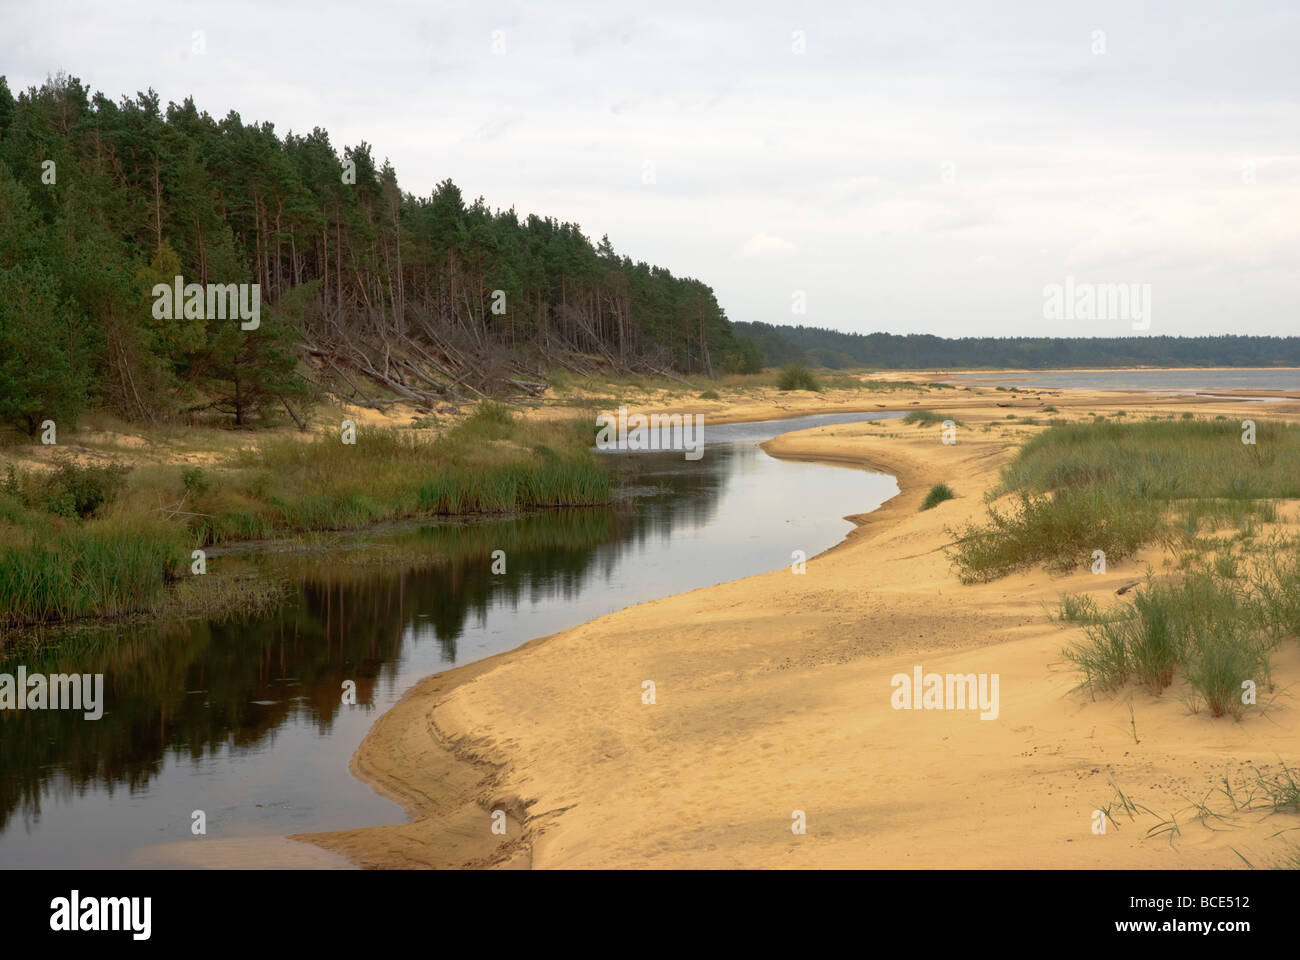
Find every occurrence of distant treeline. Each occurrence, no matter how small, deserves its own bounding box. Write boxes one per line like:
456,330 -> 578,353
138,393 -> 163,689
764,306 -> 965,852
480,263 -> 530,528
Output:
734,322 -> 1300,371
0,73 -> 750,434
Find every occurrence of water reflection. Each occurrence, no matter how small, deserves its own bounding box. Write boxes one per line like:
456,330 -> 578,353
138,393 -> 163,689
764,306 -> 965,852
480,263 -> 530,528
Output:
0,412 -> 899,866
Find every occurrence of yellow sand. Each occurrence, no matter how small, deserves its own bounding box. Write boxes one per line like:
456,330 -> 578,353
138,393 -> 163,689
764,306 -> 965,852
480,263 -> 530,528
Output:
299,382 -> 1300,868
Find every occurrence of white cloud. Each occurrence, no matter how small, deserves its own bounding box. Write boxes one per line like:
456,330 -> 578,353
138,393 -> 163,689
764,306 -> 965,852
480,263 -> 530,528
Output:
738,233 -> 797,259
3,0 -> 1297,337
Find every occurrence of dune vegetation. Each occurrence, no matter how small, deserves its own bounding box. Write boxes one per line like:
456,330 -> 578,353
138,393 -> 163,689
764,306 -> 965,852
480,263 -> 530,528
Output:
949,418 -> 1299,583
949,417 -> 1300,718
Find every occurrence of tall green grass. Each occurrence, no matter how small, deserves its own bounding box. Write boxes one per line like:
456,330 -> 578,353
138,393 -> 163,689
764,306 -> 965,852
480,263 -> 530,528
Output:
950,487 -> 1161,582
415,458 -> 612,515
196,402 -> 614,543
0,519 -> 186,627
997,419 -> 1300,501
950,419 -> 1300,582
0,401 -> 616,626
1063,545 -> 1298,717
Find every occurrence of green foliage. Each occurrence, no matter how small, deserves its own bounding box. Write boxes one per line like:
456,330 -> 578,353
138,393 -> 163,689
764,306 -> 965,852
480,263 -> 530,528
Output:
806,347 -> 857,369
920,483 -> 956,511
777,363 -> 820,392
0,517 -> 185,626
732,320 -> 1300,369
2,460 -> 131,519
902,410 -> 963,427
1063,567 -> 1278,718
201,281 -> 314,426
456,400 -> 515,441
0,72 -> 747,433
950,419 -> 1300,582
0,169 -> 91,434
40,461 -> 131,518
180,466 -> 210,498
721,336 -> 765,375
740,325 -> 806,367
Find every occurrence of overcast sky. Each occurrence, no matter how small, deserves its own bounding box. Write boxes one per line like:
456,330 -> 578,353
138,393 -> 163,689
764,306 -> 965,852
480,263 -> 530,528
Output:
3,0 -> 1297,338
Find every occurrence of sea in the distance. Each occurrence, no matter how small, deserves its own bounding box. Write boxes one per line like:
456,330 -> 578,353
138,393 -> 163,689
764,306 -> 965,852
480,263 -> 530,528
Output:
947,369 -> 1299,395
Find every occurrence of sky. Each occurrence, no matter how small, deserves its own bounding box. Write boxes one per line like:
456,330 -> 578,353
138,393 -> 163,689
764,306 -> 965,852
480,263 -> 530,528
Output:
2,0 -> 1297,339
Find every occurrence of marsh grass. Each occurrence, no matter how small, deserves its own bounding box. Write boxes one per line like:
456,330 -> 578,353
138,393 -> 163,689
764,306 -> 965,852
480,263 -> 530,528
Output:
997,420 -> 1300,501
0,517 -> 186,627
197,402 -> 613,543
163,571 -> 289,622
0,401 -> 615,625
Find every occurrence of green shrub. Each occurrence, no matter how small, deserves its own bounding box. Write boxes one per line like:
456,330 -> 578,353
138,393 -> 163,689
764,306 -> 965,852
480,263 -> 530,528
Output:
1185,628 -> 1269,719
454,401 -> 516,441
777,364 -> 820,392
39,460 -> 131,519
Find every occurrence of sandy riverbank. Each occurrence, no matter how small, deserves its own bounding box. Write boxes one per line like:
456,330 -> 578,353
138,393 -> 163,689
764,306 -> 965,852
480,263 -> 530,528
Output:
298,383 -> 1300,868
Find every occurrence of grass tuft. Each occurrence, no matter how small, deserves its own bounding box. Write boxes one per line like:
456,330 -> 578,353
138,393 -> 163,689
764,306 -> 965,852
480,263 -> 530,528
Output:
920,483 -> 956,511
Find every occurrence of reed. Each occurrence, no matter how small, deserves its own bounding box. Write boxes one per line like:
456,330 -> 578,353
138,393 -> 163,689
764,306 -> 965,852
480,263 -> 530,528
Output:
0,518 -> 185,627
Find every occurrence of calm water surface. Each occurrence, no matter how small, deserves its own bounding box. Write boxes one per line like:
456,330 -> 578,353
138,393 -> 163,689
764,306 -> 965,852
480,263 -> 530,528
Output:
949,369 -> 1299,395
0,411 -> 899,868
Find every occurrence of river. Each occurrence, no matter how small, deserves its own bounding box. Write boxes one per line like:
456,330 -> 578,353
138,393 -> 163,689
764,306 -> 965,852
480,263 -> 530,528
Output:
0,411 -> 900,868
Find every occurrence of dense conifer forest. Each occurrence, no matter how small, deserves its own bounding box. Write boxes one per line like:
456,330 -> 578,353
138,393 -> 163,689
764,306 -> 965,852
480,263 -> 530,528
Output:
0,73 -> 745,433
735,322 -> 1300,372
